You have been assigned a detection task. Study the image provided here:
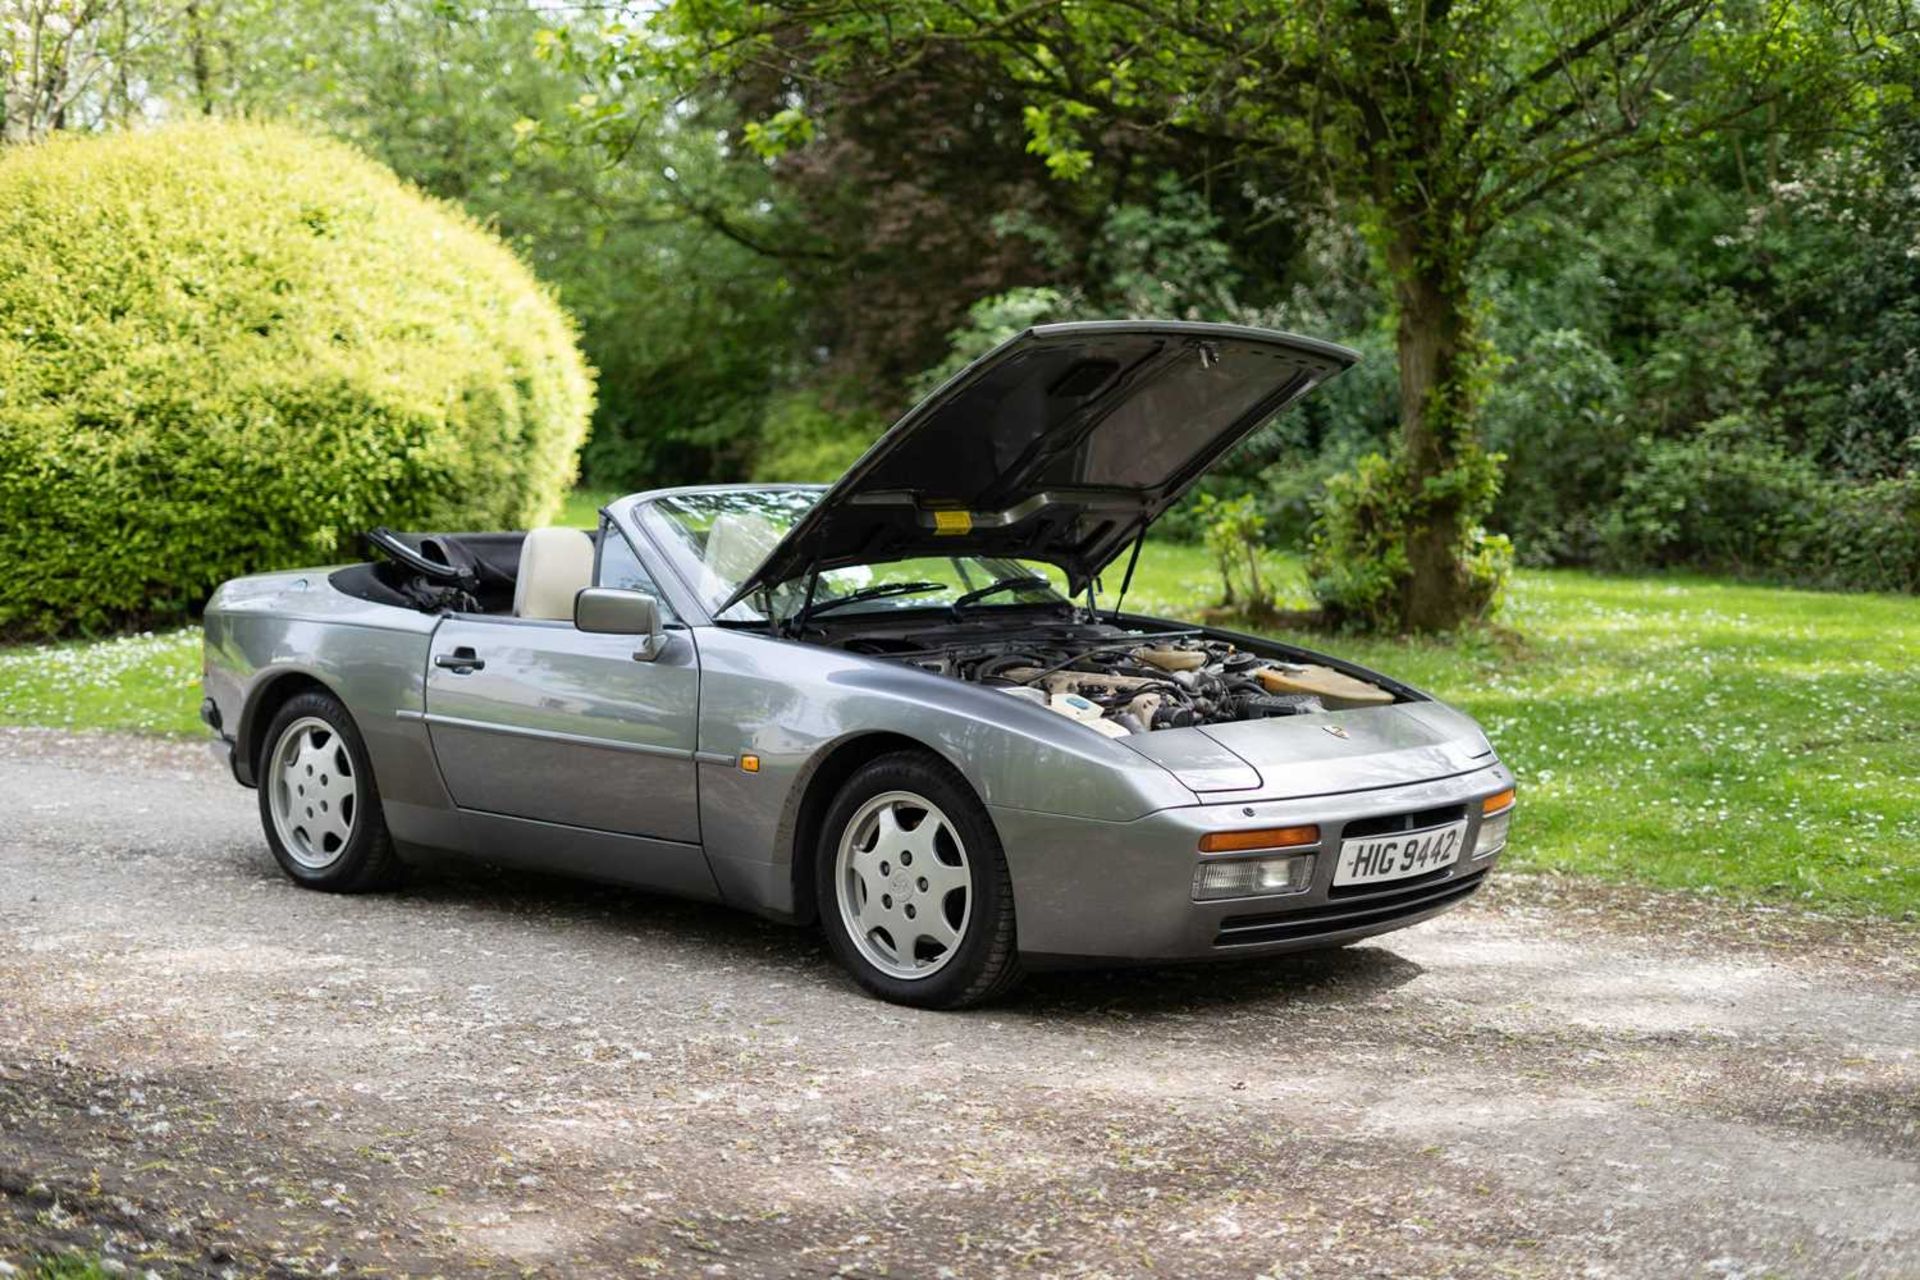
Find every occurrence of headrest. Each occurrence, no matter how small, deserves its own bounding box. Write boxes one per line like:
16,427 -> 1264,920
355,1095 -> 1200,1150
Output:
701,511 -> 783,595
512,526 -> 595,621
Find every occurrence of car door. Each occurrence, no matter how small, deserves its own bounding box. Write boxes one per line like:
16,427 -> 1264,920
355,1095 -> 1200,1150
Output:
422,520 -> 700,844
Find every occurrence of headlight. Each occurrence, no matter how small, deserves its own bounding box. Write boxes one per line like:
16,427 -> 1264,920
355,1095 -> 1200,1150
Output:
1474,791 -> 1514,859
1192,853 -> 1315,901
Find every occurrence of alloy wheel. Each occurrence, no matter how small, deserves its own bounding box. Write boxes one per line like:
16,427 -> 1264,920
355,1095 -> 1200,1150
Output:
267,715 -> 358,869
834,790 -> 972,980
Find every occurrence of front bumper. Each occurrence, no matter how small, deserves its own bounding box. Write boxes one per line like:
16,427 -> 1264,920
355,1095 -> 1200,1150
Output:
993,762 -> 1513,964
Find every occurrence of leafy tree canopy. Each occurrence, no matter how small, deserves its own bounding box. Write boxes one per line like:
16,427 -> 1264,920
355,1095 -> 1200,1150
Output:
572,0 -> 1893,627
4,0 -> 1915,619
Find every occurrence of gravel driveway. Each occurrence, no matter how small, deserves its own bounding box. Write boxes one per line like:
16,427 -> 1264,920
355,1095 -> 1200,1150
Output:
1,727 -> 1914,1279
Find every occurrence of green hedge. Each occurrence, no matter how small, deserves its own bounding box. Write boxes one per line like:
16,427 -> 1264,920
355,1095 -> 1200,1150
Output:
1600,421 -> 1920,594
0,122 -> 594,637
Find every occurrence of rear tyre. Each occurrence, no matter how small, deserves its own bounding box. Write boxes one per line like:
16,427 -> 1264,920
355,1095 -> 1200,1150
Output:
816,751 -> 1022,1009
256,691 -> 402,892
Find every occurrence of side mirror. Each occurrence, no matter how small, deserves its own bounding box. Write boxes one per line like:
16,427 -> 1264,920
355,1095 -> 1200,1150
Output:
574,587 -> 667,660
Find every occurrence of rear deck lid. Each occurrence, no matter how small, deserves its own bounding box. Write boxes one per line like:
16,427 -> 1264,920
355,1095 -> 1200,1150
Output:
717,321 -> 1357,612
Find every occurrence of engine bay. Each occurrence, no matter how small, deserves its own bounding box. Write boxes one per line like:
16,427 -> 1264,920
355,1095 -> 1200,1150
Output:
838,623 -> 1397,737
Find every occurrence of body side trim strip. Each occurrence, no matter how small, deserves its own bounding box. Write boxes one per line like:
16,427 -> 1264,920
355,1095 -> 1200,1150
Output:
448,803 -> 706,849
418,712 -> 696,761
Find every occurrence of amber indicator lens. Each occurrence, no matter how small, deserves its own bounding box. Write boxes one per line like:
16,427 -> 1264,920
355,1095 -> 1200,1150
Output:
739,754 -> 761,773
1482,788 -> 1516,815
1198,824 -> 1320,854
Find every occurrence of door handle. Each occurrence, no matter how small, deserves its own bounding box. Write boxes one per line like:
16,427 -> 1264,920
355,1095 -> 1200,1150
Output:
434,648 -> 484,673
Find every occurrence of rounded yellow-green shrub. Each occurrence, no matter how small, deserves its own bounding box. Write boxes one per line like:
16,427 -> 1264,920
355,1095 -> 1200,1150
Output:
0,122 -> 594,637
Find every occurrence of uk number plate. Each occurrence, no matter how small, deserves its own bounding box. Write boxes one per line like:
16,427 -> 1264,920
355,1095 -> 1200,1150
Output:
1334,820 -> 1466,887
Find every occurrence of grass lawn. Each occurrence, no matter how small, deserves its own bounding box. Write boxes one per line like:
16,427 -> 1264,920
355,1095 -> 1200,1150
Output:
0,627 -> 203,736
22,1254 -> 118,1280
1,510 -> 1912,916
1276,564 -> 1916,919
558,486 -> 619,528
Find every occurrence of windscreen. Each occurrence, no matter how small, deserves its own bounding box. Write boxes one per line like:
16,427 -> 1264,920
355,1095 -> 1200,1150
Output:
645,489 -> 1069,623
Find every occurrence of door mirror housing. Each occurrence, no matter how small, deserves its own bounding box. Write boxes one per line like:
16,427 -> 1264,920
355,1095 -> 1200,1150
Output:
574,588 -> 667,660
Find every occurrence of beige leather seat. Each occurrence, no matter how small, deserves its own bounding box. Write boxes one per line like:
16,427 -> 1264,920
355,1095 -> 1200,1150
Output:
513,527 -> 595,621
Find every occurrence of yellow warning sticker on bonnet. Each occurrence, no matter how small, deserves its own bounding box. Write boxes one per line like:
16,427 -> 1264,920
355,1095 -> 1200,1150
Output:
931,510 -> 973,535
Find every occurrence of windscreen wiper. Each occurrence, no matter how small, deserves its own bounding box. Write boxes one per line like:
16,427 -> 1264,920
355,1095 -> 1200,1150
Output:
949,575 -> 1052,615
790,580 -> 946,631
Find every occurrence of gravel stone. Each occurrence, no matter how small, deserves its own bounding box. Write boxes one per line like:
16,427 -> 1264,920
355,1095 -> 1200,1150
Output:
0,727 -> 1914,1277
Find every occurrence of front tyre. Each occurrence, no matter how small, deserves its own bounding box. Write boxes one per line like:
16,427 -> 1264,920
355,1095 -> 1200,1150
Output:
816,752 -> 1021,1009
257,691 -> 401,892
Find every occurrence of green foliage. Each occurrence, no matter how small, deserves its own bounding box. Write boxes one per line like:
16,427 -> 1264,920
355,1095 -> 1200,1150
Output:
1078,177 -> 1241,320
1817,474 -> 1920,594
1601,422 -> 1920,592
915,179 -> 1246,397
8,0 -> 1914,621
1200,321 -> 1401,548
1195,494 -> 1277,614
1601,419 -> 1821,573
621,0 -> 1882,631
741,106 -> 817,159
1308,449 -> 1514,631
29,1254 -> 117,1280
117,0 -> 811,497
558,487 -> 620,528
748,386 -> 885,483
556,99 -> 814,491
1478,327 -> 1633,564
1721,110 -> 1920,483
0,122 -> 593,637
545,17 -> 1086,467
1461,84 -> 1920,589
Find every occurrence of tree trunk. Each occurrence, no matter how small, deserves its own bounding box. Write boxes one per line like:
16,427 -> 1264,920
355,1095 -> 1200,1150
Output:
187,0 -> 215,116
1387,231 -> 1482,631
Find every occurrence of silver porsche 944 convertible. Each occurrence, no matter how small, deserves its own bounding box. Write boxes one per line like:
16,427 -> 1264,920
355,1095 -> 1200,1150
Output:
202,320 -> 1516,1007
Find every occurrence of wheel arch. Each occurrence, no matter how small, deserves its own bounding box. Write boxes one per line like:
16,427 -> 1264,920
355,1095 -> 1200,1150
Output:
235,669 -> 341,786
786,731 -> 981,927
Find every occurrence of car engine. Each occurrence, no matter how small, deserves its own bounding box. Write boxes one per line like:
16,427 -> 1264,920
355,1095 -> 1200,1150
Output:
846,629 -> 1395,737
